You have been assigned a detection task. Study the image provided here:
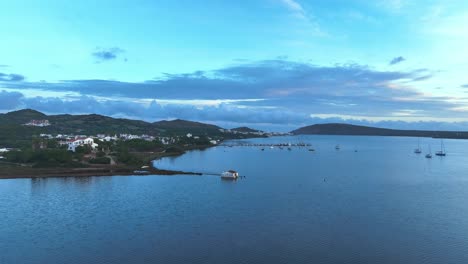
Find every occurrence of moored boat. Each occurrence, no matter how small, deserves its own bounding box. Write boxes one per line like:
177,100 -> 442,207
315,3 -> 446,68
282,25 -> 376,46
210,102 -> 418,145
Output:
221,170 -> 239,180
414,137 -> 422,154
435,139 -> 446,156
425,144 -> 432,158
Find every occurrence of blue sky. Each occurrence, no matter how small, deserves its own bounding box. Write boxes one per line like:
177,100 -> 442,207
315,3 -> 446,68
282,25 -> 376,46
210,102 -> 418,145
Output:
1,0 -> 468,131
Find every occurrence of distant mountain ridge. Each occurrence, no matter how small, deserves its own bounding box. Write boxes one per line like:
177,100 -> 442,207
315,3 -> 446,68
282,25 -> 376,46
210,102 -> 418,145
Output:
0,109 -> 221,137
291,123 -> 468,139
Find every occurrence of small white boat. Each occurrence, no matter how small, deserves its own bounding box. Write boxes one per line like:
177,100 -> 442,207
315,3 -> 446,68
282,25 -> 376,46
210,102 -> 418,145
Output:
221,170 -> 239,180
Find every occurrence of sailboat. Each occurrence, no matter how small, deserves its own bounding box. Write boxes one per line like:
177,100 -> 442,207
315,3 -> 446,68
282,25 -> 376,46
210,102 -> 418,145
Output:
425,145 -> 432,159
435,139 -> 446,156
414,138 -> 422,154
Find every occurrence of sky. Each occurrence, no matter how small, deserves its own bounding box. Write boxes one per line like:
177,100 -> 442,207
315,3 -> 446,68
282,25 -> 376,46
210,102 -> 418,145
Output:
1,0 -> 468,131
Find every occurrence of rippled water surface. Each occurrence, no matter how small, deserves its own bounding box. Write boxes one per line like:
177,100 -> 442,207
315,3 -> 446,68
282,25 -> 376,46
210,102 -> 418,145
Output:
2,135 -> 468,264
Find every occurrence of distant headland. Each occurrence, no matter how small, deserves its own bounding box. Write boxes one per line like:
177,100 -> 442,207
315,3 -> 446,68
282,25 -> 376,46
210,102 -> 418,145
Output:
291,123 -> 468,139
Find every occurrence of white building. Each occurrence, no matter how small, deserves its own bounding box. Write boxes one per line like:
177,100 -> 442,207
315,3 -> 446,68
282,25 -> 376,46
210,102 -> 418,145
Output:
24,120 -> 50,127
67,137 -> 98,152
0,148 -> 10,153
98,135 -> 117,142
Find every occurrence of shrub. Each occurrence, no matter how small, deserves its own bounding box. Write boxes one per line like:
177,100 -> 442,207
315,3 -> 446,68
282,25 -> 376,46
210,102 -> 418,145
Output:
89,157 -> 111,164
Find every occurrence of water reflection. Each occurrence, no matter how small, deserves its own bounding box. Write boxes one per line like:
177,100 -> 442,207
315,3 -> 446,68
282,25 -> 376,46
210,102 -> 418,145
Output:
30,176 -> 112,196
3,135 -> 468,264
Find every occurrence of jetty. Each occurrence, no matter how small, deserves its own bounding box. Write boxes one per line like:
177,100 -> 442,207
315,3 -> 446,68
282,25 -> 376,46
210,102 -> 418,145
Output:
223,143 -> 312,148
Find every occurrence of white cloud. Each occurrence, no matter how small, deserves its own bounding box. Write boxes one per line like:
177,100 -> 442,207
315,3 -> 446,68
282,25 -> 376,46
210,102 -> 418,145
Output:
377,0 -> 406,12
278,0 -> 326,37
280,0 -> 305,13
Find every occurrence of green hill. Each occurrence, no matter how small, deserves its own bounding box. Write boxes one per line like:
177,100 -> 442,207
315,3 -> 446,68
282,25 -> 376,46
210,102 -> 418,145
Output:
0,109 -> 47,124
153,119 -> 221,135
0,109 -> 224,148
231,126 -> 263,133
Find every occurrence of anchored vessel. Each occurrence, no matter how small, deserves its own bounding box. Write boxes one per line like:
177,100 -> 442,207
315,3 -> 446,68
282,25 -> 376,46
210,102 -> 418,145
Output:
425,144 -> 432,159
435,139 -> 446,156
414,138 -> 422,154
221,170 -> 239,180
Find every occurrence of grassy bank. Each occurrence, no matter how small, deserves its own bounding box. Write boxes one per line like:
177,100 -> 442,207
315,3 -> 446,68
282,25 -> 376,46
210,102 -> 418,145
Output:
0,144 -> 213,179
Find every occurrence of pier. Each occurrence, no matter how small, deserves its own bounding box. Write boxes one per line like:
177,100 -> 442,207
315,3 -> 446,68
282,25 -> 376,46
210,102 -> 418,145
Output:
222,143 -> 312,147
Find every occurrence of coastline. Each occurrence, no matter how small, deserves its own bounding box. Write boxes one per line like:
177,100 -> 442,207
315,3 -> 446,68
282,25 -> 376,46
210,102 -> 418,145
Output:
0,145 -> 213,180
0,166 -> 202,180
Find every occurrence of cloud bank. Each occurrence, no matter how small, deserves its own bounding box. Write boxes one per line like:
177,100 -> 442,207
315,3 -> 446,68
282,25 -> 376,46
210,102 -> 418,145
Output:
0,72 -> 25,82
0,59 -> 466,130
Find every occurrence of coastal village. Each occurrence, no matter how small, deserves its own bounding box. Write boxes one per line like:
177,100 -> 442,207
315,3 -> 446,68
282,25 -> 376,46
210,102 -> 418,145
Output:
0,117 -> 286,175
17,119 -> 281,152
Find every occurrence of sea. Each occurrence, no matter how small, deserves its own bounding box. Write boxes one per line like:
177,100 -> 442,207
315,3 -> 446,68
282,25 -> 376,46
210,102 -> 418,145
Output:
2,135 -> 468,264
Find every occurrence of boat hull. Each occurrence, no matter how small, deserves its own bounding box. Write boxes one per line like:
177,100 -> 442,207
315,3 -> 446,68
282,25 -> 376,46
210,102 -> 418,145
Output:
221,176 -> 238,180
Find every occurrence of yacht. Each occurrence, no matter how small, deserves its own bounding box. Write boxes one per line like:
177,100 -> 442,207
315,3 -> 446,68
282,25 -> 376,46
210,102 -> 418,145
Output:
414,138 -> 422,154
435,139 -> 446,156
425,145 -> 432,159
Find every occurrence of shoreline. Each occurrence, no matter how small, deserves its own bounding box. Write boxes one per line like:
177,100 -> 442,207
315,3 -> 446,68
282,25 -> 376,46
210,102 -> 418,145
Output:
0,166 -> 203,180
0,145 -> 214,180
0,137 -> 266,180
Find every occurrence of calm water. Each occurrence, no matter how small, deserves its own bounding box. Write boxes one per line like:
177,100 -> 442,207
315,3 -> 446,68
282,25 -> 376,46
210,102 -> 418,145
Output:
2,135 -> 468,264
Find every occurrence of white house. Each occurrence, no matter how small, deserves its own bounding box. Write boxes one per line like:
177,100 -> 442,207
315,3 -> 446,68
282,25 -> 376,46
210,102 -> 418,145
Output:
0,148 -> 10,153
67,137 -> 98,152
98,135 -> 117,142
186,133 -> 193,138
25,120 -> 50,127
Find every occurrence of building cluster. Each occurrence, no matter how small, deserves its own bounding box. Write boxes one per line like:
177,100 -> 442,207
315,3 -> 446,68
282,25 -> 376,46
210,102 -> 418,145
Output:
24,120 -> 51,127
117,134 -> 155,141
186,133 -> 218,144
0,147 -> 11,159
186,133 -> 200,140
38,132 -> 218,152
